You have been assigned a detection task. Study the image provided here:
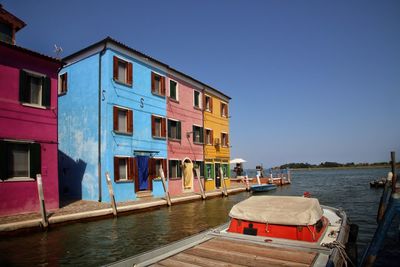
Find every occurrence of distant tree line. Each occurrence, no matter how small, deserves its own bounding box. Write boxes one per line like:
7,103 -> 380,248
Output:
278,161 -> 399,169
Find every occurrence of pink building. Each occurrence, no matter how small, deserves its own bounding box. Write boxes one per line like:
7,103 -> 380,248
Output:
166,73 -> 204,196
0,6 -> 62,216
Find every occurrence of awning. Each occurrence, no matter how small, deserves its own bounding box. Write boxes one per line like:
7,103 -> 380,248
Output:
230,158 -> 247,164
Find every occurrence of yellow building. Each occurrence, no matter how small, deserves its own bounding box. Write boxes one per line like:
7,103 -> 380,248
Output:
203,88 -> 231,191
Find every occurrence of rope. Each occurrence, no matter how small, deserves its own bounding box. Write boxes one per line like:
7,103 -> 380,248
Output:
321,241 -> 355,267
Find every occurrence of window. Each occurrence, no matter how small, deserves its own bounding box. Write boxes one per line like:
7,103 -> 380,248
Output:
19,70 -> 51,107
221,164 -> 229,178
221,133 -> 229,147
168,160 -> 182,179
194,161 -> 204,177
0,141 -> 41,181
113,106 -> 133,134
192,125 -> 204,144
168,119 -> 181,140
221,102 -> 228,117
193,90 -> 201,108
151,72 -> 166,96
205,163 -> 213,179
59,72 -> 67,95
113,56 -> 132,86
149,158 -> 167,179
169,80 -> 178,101
151,115 -> 166,138
0,22 -> 13,44
114,156 -> 136,182
204,95 -> 212,112
205,129 -> 213,145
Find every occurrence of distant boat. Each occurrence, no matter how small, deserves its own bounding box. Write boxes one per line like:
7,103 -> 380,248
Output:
250,183 -> 277,192
369,178 -> 386,188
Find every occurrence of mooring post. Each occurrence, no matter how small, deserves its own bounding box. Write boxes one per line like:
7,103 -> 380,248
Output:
377,172 -> 393,222
36,174 -> 48,228
391,151 -> 397,193
105,172 -> 118,216
195,168 -> 206,200
220,167 -> 228,197
159,167 -> 172,206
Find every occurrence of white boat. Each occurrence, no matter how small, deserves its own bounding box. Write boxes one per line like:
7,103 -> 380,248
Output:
107,196 -> 354,267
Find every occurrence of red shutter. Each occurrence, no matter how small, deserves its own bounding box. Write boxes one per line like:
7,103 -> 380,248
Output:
161,76 -> 166,96
114,157 -> 120,182
131,157 -> 138,184
113,56 -> 118,81
151,72 -> 155,93
226,133 -> 229,146
127,62 -> 133,86
151,115 -> 156,137
113,106 -> 118,131
203,94 -> 206,110
149,158 -> 156,180
127,109 -> 133,134
161,118 -> 166,138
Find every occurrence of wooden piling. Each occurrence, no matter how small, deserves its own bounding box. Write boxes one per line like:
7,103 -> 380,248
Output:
105,172 -> 118,216
36,174 -> 48,228
219,167 -> 228,197
195,168 -> 206,200
159,167 -> 172,206
391,151 -> 397,193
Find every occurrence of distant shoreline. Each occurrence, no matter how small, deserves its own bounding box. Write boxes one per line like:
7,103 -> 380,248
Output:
288,165 -> 397,171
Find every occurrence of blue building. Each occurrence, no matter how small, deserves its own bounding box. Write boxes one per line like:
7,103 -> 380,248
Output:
58,37 -> 168,202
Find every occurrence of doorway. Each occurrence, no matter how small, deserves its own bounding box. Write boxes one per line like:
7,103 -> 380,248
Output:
215,163 -> 221,188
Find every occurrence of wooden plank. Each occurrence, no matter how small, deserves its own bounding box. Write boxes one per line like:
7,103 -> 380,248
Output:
157,257 -> 200,267
202,238 -> 316,265
185,245 -> 310,267
172,252 -> 247,267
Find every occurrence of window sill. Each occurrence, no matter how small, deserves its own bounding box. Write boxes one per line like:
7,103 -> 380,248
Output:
168,138 -> 181,143
1,177 -> 35,182
114,79 -> 132,87
22,103 -> 48,110
206,143 -> 213,146
58,92 -> 67,96
206,178 -> 214,181
153,136 -> 166,140
205,109 -> 212,113
114,131 -> 133,136
193,142 -> 204,145
168,98 -> 179,103
151,92 -> 166,98
193,106 -> 202,111
115,180 -> 134,184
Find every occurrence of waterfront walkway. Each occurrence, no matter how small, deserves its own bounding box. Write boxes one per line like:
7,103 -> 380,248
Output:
0,184 -> 247,233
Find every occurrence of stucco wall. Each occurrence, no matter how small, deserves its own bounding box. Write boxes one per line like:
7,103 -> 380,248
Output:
0,44 -> 60,216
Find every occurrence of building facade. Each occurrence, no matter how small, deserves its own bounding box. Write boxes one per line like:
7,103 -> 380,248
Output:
0,6 -> 62,216
203,88 -> 231,191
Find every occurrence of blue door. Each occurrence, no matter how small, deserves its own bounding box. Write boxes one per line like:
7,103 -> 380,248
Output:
137,156 -> 149,191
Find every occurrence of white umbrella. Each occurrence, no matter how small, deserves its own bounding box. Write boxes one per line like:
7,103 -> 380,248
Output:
230,158 -> 247,164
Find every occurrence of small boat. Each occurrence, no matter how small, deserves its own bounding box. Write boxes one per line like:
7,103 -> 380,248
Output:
369,178 -> 386,188
109,196 -> 354,267
250,183 -> 277,192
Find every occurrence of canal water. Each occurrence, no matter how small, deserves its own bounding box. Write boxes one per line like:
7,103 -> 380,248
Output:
1,168 -> 399,266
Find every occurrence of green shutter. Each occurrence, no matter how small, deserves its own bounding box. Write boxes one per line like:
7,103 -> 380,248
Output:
0,141 -> 7,180
177,121 -> 181,140
29,143 -> 41,179
42,77 -> 51,107
19,70 -> 28,102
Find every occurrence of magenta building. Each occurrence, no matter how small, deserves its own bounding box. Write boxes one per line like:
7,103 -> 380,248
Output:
166,73 -> 204,196
0,6 -> 62,216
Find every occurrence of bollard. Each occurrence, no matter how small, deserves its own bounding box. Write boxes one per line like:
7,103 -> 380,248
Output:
105,172 -> 118,216
36,174 -> 48,228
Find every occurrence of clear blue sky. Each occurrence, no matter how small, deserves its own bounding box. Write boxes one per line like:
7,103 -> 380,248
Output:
3,0 -> 399,167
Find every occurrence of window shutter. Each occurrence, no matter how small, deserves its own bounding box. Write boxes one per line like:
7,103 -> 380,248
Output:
177,121 -> 181,140
168,160 -> 172,179
226,105 -> 229,117
114,157 -> 120,181
29,143 -> 41,179
167,120 -> 171,139
210,98 -> 213,112
161,76 -> 166,96
178,162 -> 182,178
113,106 -> 119,131
203,94 -> 206,110
149,158 -> 156,179
127,109 -> 133,134
162,159 -> 167,179
113,56 -> 118,80
210,130 -> 214,145
151,72 -> 155,93
200,127 -> 204,143
129,157 -> 137,181
42,77 -> 51,107
19,70 -> 28,102
0,141 -> 6,180
127,62 -> 133,86
151,115 -> 156,137
64,72 -> 68,93
161,118 -> 166,138
226,133 -> 229,146
192,125 -> 195,143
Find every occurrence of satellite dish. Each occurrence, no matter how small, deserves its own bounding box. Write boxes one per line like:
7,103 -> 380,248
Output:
54,44 -> 63,58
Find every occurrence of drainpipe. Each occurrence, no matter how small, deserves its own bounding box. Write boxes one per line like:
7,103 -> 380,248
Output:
98,44 -> 107,202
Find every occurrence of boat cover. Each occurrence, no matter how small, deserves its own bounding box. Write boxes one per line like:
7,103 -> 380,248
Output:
229,196 -> 323,226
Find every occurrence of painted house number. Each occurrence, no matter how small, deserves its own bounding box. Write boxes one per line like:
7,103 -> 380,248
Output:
140,97 -> 144,108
